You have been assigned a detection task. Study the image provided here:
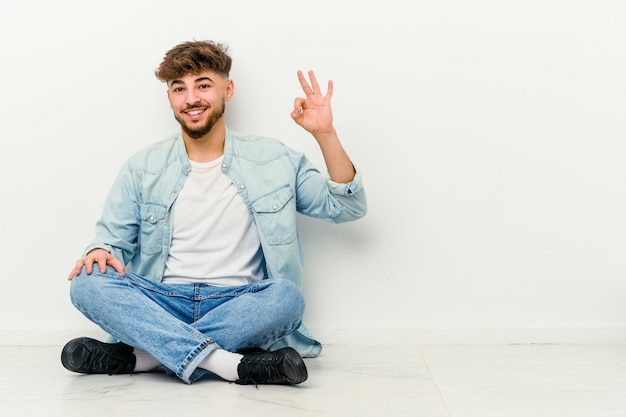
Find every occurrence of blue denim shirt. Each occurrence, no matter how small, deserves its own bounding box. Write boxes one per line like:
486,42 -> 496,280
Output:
85,127 -> 367,357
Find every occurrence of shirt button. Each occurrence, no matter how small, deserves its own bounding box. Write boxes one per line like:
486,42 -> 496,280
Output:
272,205 -> 278,211
149,215 -> 154,221
240,185 -> 245,189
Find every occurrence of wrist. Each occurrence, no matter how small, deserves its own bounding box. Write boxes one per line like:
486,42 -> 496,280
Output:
313,128 -> 338,143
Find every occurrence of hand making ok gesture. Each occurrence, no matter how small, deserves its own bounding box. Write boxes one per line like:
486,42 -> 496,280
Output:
290,70 -> 335,137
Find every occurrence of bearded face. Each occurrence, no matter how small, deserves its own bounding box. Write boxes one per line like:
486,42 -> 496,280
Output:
167,72 -> 232,140
174,98 -> 225,140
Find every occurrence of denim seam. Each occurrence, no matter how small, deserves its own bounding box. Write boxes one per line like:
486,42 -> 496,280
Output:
177,338 -> 216,384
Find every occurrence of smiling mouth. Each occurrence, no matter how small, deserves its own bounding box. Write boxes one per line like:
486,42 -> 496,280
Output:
181,108 -> 206,123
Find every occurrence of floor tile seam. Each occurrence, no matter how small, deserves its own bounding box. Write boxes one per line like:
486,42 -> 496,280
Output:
418,347 -> 454,417
434,388 -> 626,394
423,365 -> 626,371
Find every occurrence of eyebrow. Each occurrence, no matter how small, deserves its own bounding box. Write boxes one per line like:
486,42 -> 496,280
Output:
194,76 -> 214,83
169,76 -> 214,87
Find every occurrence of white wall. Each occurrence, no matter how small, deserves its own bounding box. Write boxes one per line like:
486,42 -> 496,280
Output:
1,0 -> 625,346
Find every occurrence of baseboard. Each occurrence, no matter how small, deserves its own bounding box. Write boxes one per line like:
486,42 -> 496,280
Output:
3,323 -> 626,346
309,325 -> 626,345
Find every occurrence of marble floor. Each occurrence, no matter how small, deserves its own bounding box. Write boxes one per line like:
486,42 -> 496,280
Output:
1,343 -> 625,417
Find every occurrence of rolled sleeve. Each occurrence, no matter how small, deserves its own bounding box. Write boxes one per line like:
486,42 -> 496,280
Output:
326,167 -> 364,196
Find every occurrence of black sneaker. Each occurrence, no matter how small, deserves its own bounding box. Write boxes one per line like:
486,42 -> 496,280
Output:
236,347 -> 308,385
61,337 -> 136,375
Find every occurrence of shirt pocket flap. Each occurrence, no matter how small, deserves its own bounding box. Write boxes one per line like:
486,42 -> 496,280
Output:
252,187 -> 294,213
141,204 -> 167,224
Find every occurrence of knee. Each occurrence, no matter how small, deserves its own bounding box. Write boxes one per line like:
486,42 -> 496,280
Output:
271,279 -> 305,317
69,266 -> 120,307
69,270 -> 95,308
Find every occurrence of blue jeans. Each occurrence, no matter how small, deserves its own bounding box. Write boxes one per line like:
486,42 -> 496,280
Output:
70,266 -> 305,383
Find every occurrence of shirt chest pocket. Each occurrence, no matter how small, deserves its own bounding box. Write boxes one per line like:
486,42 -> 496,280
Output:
140,204 -> 167,254
252,186 -> 297,246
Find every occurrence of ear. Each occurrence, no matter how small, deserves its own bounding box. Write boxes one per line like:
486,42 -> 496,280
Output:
225,79 -> 235,101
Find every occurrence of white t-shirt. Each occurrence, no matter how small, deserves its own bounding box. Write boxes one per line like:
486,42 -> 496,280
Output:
162,156 -> 263,286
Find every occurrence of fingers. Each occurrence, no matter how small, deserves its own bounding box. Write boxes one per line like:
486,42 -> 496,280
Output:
307,70 -> 321,95
325,79 -> 333,99
66,249 -> 125,281
67,267 -> 78,281
89,249 -> 110,274
297,70 -> 329,97
67,257 -> 88,281
296,70 -> 313,96
109,257 -> 126,277
292,96 -> 306,117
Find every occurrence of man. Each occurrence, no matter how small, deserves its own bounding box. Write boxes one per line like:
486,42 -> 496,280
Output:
61,40 -> 367,386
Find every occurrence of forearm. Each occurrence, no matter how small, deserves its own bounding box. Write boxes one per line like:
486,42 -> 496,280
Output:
314,129 -> 355,184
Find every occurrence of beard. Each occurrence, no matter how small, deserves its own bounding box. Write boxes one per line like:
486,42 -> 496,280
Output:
174,100 -> 225,140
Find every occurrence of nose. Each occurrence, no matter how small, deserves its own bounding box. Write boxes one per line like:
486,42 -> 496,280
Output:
185,89 -> 200,105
